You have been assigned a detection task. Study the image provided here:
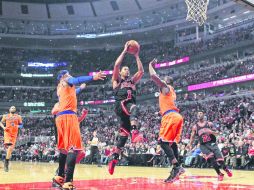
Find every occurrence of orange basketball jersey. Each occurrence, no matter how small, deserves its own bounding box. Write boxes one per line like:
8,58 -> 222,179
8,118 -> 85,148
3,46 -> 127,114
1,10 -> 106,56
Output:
2,113 -> 22,134
57,81 -> 77,113
159,85 -> 179,115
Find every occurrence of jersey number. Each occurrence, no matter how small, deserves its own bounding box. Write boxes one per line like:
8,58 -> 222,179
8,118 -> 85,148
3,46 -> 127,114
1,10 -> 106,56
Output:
202,134 -> 211,143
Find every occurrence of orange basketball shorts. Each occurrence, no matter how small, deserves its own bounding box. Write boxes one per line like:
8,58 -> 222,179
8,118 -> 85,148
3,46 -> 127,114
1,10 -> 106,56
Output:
159,112 -> 183,143
55,114 -> 83,151
4,129 -> 18,147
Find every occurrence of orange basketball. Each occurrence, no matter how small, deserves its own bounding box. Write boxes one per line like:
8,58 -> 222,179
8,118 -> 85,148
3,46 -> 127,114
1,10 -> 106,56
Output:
127,40 -> 140,55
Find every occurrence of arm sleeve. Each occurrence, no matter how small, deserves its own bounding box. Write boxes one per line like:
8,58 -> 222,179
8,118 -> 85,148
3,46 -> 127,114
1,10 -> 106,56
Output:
18,116 -> 23,128
76,88 -> 81,95
67,76 -> 93,85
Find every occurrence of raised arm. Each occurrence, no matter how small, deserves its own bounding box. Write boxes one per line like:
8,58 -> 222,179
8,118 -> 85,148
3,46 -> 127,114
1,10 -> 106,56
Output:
66,71 -> 105,86
112,42 -> 129,87
149,58 -> 169,95
132,51 -> 144,84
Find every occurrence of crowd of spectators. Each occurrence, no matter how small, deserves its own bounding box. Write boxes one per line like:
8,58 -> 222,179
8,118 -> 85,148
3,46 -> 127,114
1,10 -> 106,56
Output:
1,93 -> 254,170
0,15 -> 254,170
0,53 -> 253,103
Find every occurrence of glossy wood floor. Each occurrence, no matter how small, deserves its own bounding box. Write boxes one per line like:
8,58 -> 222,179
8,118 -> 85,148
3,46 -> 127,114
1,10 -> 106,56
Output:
0,162 -> 254,190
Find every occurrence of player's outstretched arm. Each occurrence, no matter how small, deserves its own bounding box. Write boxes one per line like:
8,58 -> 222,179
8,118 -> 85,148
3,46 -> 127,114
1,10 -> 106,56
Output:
112,42 -> 129,83
66,72 -> 105,86
149,58 -> 169,94
132,47 -> 144,84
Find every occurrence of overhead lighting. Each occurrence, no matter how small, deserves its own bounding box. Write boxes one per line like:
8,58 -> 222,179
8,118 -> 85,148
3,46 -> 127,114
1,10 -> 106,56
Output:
230,15 -> 236,19
223,18 -> 229,21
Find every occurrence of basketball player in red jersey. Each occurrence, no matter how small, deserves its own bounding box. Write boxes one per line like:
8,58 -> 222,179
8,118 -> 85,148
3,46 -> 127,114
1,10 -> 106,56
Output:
108,41 -> 144,175
149,59 -> 185,183
188,111 -> 232,181
0,106 -> 23,172
52,70 -> 105,190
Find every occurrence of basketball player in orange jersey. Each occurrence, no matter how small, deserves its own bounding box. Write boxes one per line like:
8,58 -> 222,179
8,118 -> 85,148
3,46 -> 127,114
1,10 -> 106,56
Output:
149,59 -> 185,183
108,41 -> 144,175
52,70 -> 105,190
0,106 -> 23,172
52,102 -> 88,176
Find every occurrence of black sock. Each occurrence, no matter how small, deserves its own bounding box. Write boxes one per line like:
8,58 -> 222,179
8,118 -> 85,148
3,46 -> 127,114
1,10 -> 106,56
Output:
58,153 -> 67,177
65,152 -> 77,183
160,141 -> 178,165
5,159 -> 9,165
171,142 -> 179,161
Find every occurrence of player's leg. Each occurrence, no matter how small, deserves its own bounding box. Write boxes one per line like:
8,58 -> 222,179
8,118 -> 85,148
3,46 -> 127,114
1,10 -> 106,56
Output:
63,149 -> 78,189
62,115 -> 82,190
95,147 -> 102,167
160,113 -> 184,183
201,144 -> 224,181
108,113 -> 130,175
52,117 -> 65,188
121,101 -> 140,142
212,144 -> 232,177
3,131 -> 16,172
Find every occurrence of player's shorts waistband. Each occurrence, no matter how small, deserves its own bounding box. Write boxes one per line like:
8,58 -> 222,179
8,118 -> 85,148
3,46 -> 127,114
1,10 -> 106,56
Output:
163,109 -> 178,116
56,110 -> 77,117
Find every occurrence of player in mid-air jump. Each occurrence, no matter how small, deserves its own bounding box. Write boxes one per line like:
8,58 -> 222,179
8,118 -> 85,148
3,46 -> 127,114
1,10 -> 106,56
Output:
188,111 -> 232,181
149,58 -> 185,183
108,41 -> 144,175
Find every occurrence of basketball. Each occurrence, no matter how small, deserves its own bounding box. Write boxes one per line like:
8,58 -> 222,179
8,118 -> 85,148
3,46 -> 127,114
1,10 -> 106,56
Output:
127,40 -> 140,55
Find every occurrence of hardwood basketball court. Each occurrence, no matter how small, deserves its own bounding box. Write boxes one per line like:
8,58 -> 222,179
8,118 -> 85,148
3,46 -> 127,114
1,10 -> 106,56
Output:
0,162 -> 253,190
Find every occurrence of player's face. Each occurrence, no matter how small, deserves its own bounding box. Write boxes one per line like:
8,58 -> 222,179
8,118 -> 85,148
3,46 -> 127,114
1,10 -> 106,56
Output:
62,73 -> 71,80
9,106 -> 16,113
120,67 -> 130,78
197,112 -> 204,120
164,76 -> 173,85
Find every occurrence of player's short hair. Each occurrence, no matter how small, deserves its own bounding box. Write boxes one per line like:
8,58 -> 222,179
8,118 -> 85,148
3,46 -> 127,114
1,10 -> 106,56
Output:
120,66 -> 129,71
197,110 -> 204,114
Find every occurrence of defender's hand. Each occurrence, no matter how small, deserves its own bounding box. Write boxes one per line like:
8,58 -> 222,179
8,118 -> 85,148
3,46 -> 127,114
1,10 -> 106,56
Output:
93,71 -> 106,81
